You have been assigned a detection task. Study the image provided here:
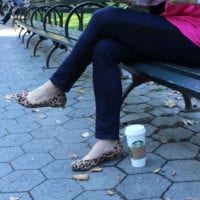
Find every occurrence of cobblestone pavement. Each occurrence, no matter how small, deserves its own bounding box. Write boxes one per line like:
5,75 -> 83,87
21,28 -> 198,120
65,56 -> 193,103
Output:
0,20 -> 200,200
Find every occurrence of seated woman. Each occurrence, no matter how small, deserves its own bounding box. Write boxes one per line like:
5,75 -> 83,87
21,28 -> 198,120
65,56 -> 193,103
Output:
15,0 -> 200,171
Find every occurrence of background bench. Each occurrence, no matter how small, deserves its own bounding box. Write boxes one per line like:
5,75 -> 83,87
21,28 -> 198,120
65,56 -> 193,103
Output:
13,0 -> 115,68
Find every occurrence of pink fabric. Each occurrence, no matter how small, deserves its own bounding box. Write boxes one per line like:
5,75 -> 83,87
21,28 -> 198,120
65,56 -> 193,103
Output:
162,2 -> 200,47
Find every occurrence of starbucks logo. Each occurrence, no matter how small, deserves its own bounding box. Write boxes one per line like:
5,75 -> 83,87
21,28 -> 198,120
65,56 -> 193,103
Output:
130,140 -> 146,159
131,140 -> 144,148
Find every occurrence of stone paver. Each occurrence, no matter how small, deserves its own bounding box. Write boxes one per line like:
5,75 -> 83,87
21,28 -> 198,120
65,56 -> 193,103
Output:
31,179 -> 83,200
116,174 -> 171,199
75,191 -> 123,200
0,193 -> 32,200
162,160 -> 200,182
0,19 -> 200,200
164,181 -> 200,200
0,170 -> 45,192
156,142 -> 199,159
11,152 -> 53,169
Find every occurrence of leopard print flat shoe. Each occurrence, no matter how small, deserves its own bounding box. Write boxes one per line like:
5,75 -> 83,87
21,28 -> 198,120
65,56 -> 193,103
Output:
15,91 -> 66,108
71,143 -> 124,171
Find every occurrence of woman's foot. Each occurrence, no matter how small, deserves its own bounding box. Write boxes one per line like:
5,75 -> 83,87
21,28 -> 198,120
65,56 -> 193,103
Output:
71,140 -> 124,171
15,80 -> 67,108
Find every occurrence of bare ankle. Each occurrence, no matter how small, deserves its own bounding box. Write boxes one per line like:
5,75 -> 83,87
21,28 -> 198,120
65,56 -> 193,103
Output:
45,80 -> 62,94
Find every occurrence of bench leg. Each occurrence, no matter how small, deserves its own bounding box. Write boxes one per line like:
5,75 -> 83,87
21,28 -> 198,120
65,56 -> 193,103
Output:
121,73 -> 147,105
45,43 -> 60,69
33,36 -> 47,57
26,32 -> 36,49
21,30 -> 30,44
45,43 -> 68,69
182,94 -> 200,112
18,27 -> 24,39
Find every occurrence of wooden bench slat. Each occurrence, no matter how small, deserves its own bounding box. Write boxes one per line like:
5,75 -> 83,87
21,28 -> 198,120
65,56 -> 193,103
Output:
123,62 -> 200,98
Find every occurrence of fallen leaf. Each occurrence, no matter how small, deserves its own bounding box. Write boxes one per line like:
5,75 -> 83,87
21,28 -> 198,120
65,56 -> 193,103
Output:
32,108 -> 40,112
72,174 -> 89,181
68,154 -> 78,158
170,170 -> 176,176
153,168 -> 161,174
81,132 -> 90,138
107,190 -> 116,196
76,89 -> 84,94
89,167 -> 103,172
183,119 -> 195,126
164,100 -> 177,108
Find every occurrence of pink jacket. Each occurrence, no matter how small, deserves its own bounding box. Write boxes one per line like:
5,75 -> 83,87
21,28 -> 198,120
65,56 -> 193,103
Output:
162,2 -> 200,47
135,0 -> 200,47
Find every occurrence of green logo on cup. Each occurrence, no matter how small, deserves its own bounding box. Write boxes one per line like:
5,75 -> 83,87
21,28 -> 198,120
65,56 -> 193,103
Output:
131,140 -> 144,148
130,140 -> 146,159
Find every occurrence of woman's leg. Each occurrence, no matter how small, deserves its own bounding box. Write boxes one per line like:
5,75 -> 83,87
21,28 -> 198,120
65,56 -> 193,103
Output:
75,39 -> 141,167
50,6 -> 200,93
92,39 -> 142,140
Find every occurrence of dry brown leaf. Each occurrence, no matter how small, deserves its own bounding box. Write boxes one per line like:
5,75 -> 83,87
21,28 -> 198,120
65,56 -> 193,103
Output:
183,119 -> 195,126
170,170 -> 176,176
164,100 -> 177,108
72,174 -> 89,181
68,154 -> 78,159
107,190 -> 116,196
81,132 -> 90,138
76,89 -> 84,94
89,167 -> 103,172
153,168 -> 161,174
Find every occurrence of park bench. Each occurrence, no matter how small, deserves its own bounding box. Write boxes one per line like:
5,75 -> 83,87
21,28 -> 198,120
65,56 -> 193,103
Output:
13,1 -> 200,111
120,62 -> 200,112
13,1 -> 113,68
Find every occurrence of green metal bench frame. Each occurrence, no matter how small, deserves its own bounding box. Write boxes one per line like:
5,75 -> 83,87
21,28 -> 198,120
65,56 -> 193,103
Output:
120,62 -> 200,111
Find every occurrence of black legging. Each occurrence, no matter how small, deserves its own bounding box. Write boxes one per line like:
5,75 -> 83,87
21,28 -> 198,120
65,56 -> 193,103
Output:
50,7 -> 200,139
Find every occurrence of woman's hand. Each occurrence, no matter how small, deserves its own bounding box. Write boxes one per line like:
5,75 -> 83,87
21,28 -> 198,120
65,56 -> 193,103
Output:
168,0 -> 196,4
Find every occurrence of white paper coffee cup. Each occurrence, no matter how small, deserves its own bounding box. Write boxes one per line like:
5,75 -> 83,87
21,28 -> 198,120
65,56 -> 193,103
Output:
125,124 -> 146,167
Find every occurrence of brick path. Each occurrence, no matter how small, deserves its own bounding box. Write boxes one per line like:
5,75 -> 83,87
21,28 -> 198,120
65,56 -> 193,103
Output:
0,19 -> 200,200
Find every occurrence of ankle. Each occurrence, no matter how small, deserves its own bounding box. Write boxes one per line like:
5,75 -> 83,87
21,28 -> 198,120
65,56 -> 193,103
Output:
99,139 -> 119,146
45,80 -> 62,94
82,139 -> 119,160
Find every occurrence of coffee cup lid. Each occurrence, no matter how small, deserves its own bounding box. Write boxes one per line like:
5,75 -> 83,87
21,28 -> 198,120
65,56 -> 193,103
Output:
125,124 -> 145,136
